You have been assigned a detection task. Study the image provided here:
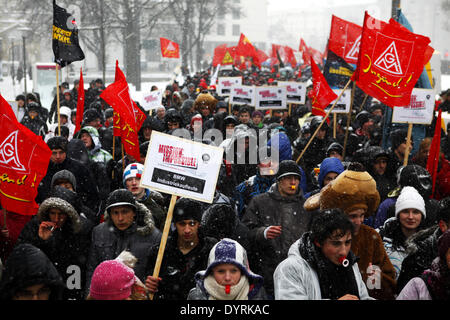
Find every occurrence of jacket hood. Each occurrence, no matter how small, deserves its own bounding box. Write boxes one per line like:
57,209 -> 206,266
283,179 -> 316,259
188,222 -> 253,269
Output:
103,201 -> 156,236
0,244 -> 65,300
318,157 -> 345,188
67,138 -> 90,165
194,238 -> 264,299
80,126 -> 102,153
37,187 -> 82,234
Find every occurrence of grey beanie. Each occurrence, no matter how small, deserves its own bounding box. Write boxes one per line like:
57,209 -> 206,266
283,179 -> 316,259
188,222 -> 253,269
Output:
51,170 -> 77,191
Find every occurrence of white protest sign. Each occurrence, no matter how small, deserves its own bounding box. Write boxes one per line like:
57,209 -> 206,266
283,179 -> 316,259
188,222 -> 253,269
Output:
229,85 -> 256,106
392,89 -> 435,124
255,86 -> 287,110
278,81 -> 307,104
140,131 -> 224,203
217,77 -> 242,96
142,90 -> 163,111
325,89 -> 352,113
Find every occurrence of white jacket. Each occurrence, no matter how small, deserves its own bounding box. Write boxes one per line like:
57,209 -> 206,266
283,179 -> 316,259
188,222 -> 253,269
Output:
273,239 -> 375,300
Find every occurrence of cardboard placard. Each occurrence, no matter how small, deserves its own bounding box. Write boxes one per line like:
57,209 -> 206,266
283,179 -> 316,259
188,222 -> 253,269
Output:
392,88 -> 435,124
140,131 -> 223,203
325,89 -> 352,113
229,85 -> 256,106
217,77 -> 242,96
278,81 -> 307,104
255,86 -> 287,110
142,90 -> 163,111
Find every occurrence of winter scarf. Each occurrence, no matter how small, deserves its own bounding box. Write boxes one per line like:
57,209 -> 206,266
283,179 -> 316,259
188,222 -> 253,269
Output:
299,232 -> 360,300
204,274 -> 249,300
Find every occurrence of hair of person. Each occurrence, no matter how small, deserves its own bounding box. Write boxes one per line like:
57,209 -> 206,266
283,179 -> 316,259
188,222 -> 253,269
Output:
437,197 -> 450,224
311,208 -> 355,246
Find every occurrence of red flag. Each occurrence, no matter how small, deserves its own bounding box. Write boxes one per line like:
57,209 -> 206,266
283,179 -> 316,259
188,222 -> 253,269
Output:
0,94 -> 52,215
74,68 -> 85,134
308,57 -> 338,123
256,49 -> 269,65
160,37 -> 180,59
236,33 -> 261,68
328,15 -> 362,65
426,109 -> 442,198
100,62 -> 141,162
352,11 -> 434,107
212,45 -> 235,67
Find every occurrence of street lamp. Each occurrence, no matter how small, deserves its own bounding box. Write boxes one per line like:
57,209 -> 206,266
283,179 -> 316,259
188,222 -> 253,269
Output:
17,26 -> 31,106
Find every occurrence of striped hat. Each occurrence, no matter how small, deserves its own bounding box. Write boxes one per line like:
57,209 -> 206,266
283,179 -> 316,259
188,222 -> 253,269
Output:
123,163 -> 144,187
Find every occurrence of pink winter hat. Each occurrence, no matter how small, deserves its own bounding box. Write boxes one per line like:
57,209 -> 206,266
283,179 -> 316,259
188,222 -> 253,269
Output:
89,260 -> 136,300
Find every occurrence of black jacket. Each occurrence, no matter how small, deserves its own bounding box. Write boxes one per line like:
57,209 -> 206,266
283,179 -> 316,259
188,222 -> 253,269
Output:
242,183 -> 313,296
85,202 -> 162,297
146,230 -> 218,300
16,189 -> 93,300
0,243 -> 66,300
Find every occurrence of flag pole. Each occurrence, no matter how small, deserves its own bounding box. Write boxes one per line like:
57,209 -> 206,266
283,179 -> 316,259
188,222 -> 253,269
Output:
121,142 -> 125,171
56,63 -> 61,136
342,82 -> 356,159
333,113 -> 337,139
149,194 -> 177,300
111,136 -> 115,180
359,93 -> 369,112
296,79 -> 352,164
403,122 -> 413,166
288,103 -> 292,116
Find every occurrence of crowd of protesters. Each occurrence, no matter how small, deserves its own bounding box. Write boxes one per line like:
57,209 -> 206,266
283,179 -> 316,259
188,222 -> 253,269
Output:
1,62 -> 450,301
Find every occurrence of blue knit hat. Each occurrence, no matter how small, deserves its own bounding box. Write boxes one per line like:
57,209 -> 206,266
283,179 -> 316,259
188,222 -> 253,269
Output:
123,163 -> 144,187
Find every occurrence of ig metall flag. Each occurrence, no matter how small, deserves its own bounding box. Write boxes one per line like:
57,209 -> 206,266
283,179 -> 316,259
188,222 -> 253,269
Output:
52,0 -> 85,67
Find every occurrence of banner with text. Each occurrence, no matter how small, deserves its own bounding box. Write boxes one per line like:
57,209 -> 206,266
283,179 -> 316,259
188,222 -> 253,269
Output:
277,81 -> 307,104
324,89 -> 352,113
142,90 -> 163,111
230,85 -> 256,106
140,131 -> 223,203
255,86 -> 287,110
217,77 -> 242,96
392,88 -> 435,124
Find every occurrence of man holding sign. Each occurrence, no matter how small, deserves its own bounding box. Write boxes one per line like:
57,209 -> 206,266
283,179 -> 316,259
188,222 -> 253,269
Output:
140,131 -> 224,299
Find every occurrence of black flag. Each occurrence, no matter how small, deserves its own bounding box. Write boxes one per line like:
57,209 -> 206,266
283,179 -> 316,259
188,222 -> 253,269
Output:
52,0 -> 85,68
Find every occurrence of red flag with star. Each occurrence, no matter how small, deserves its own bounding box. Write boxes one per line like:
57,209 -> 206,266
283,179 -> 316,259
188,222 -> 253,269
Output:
308,57 -> 338,123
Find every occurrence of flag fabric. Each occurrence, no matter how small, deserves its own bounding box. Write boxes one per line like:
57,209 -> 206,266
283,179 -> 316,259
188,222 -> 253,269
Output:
271,44 -> 297,68
100,62 -> 142,162
212,45 -> 235,67
256,49 -> 269,65
352,11 -> 434,108
0,94 -> 52,215
236,33 -> 261,68
328,15 -> 362,66
160,38 -> 180,59
308,57 -> 338,123
52,0 -> 85,68
74,68 -> 85,134
426,108 -> 442,198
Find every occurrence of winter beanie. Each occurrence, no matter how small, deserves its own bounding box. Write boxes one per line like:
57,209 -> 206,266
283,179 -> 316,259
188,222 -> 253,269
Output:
89,260 -> 135,300
123,163 -> 144,187
395,186 -> 426,218
47,136 -> 68,152
51,169 -> 77,191
173,197 -> 203,223
276,160 -> 302,181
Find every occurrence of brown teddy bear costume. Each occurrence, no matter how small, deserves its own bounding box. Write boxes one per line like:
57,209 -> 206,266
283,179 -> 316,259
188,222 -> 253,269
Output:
194,91 -> 218,114
304,168 -> 380,216
304,166 -> 398,300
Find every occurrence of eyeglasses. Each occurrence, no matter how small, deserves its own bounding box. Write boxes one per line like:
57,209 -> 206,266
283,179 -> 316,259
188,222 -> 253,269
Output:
15,286 -> 51,300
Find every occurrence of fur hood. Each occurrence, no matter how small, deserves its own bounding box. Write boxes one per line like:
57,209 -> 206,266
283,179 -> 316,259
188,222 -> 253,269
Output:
103,201 -> 156,236
37,195 -> 82,234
